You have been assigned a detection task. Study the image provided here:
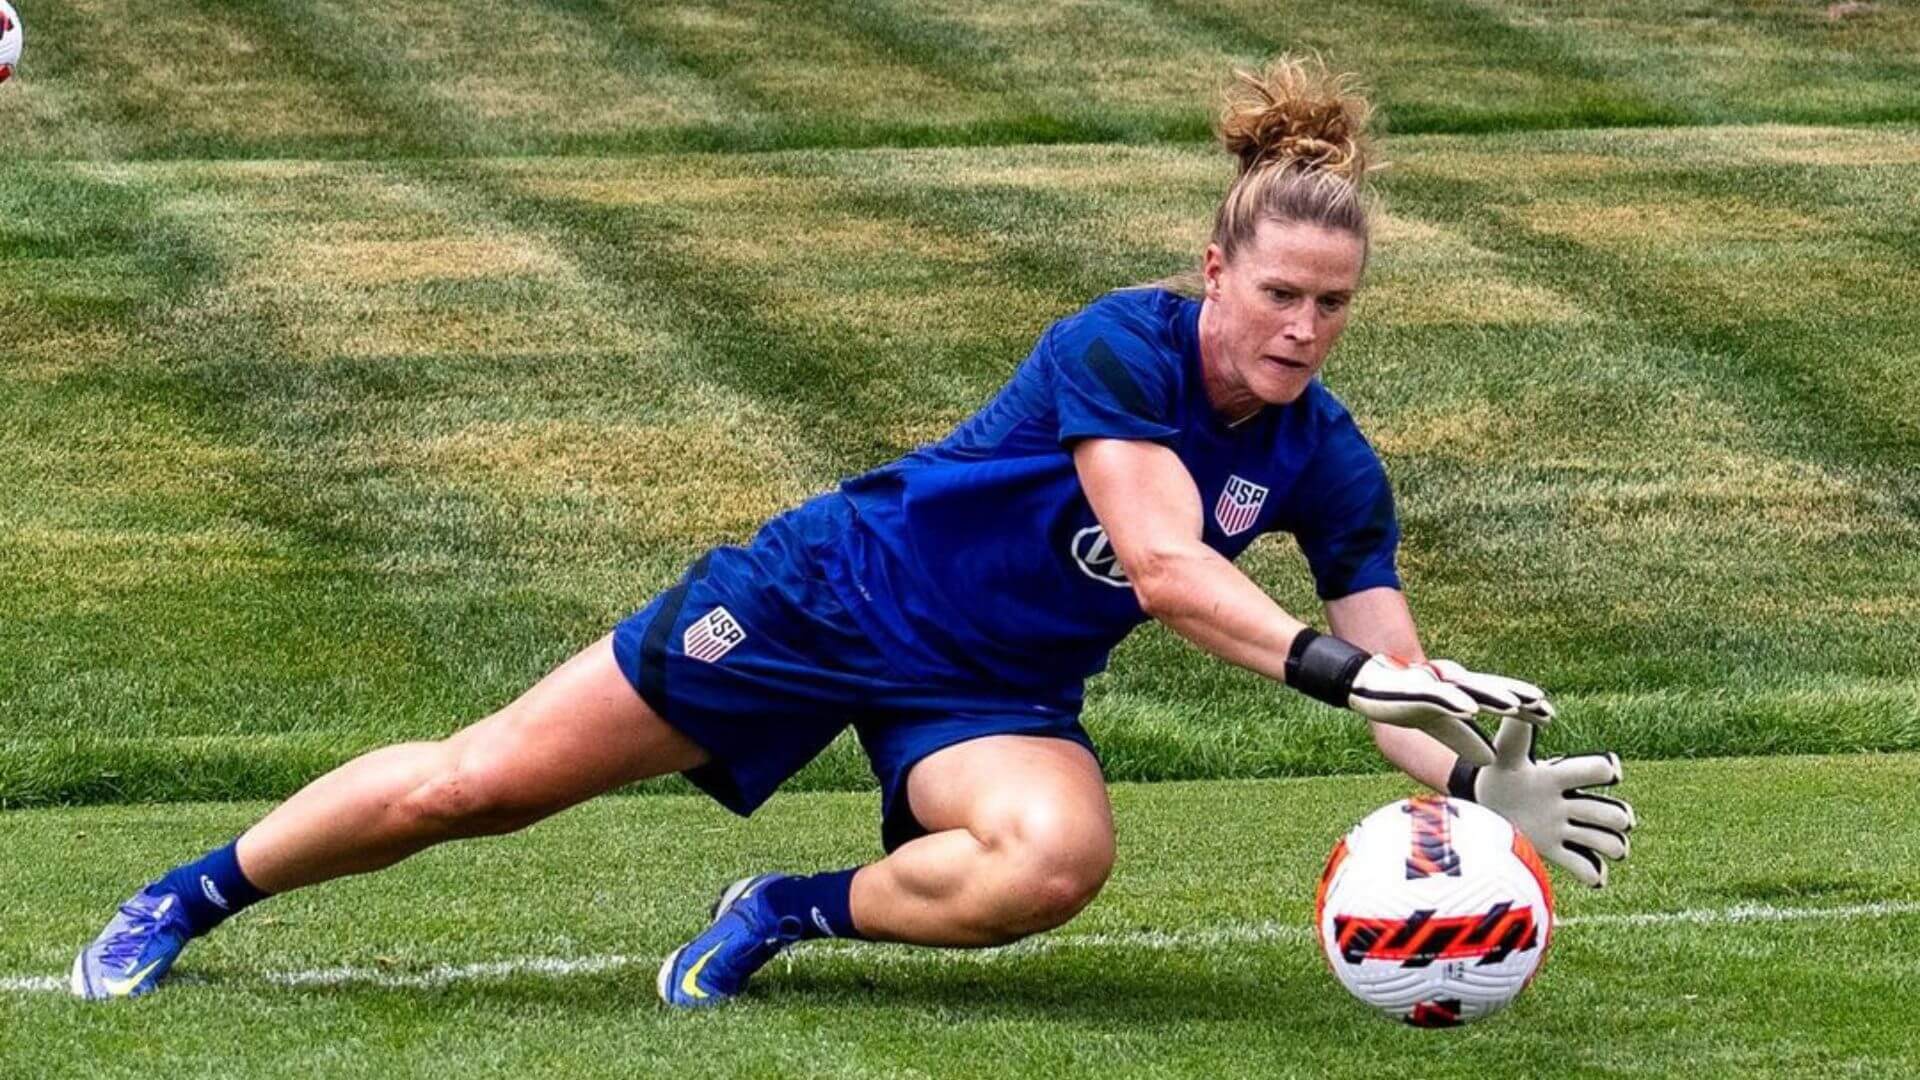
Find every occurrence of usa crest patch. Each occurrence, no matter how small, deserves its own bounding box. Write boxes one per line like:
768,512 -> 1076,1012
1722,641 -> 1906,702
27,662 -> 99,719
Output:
683,606 -> 746,663
1214,475 -> 1269,537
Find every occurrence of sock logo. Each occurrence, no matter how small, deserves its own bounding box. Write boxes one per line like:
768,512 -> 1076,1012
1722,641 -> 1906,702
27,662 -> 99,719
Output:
810,906 -> 834,937
200,875 -> 230,911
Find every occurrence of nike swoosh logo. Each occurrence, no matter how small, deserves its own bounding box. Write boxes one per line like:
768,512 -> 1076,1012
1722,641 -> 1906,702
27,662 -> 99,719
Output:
679,943 -> 723,1001
102,958 -> 163,997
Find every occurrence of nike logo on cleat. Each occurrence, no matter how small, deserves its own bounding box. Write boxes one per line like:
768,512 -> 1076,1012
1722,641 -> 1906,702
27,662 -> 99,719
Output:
679,943 -> 724,1001
101,958 -> 164,997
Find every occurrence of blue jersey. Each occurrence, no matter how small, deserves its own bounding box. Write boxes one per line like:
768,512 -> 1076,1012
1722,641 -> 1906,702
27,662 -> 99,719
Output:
830,287 -> 1400,696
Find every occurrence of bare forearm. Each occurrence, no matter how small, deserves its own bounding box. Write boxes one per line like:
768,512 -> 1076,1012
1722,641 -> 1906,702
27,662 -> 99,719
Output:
1324,587 -> 1457,792
1135,547 -> 1310,682
1368,723 -> 1455,791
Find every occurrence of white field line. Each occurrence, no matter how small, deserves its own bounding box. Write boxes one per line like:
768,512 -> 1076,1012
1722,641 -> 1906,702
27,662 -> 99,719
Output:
9,899 -> 1919,996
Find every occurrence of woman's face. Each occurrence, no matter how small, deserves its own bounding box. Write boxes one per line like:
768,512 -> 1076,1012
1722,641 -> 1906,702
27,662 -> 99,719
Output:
1199,219 -> 1366,415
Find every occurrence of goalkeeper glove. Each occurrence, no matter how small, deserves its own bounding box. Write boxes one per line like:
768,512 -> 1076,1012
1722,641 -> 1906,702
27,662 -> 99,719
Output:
1449,715 -> 1636,888
1285,630 -> 1553,767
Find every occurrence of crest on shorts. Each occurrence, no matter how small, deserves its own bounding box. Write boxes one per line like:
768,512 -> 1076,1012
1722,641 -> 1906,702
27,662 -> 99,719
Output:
683,606 -> 747,663
1214,475 -> 1269,537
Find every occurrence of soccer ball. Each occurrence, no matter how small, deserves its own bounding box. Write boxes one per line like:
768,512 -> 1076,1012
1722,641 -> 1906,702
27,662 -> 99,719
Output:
0,1 -> 21,84
1315,794 -> 1553,1027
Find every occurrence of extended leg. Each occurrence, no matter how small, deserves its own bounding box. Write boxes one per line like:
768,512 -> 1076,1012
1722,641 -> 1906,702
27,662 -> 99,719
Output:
73,635 -> 705,1000
238,634 -> 706,891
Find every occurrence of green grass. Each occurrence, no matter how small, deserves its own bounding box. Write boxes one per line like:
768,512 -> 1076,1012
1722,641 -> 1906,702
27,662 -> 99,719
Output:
4,126 -> 1917,805
7,755 -> 1920,1077
4,1 -> 1919,161
5,1 -> 1916,1071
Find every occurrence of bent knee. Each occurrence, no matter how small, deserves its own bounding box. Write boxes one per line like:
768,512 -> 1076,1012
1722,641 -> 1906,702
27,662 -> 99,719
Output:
1018,854 -> 1111,930
978,802 -> 1115,931
400,740 -> 549,838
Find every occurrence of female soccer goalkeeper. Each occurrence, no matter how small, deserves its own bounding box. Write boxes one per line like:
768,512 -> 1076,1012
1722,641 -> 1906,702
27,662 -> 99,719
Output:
74,56 -> 1634,1004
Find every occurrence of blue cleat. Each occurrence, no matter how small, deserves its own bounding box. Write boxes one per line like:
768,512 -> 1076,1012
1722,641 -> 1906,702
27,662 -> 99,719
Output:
70,887 -> 193,1001
657,874 -> 803,1008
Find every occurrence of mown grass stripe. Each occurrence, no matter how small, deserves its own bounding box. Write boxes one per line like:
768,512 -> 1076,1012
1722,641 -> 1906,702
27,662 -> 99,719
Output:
1386,139 -> 1920,484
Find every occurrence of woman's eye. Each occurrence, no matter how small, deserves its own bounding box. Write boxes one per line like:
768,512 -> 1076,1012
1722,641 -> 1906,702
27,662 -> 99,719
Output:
1319,297 -> 1347,313
1267,288 -> 1294,303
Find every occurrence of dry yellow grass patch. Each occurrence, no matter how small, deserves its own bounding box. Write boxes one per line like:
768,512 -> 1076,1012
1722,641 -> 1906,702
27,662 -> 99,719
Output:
277,297 -> 658,360
1363,276 -> 1585,326
1363,213 -> 1588,325
696,211 -> 988,267
374,392 -> 816,544
2,328 -> 133,382
1401,144 -> 1642,188
1373,385 -> 1883,543
1373,215 -> 1456,248
756,280 -> 1057,345
514,171 -> 784,209
436,74 -> 718,132
1735,126 -> 1920,168
23,448 -> 260,506
1521,196 -> 1821,248
913,146 -> 1223,193
250,238 -> 574,288
66,0 -> 368,141
630,3 -> 960,119
5,522 -> 291,601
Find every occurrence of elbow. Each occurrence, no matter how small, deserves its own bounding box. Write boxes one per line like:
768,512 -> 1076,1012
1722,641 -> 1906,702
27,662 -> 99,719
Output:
1129,545 -> 1205,620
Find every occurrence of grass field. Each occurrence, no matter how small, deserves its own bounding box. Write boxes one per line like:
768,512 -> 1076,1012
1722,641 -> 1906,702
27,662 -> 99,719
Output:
8,755 -> 1920,1077
4,0 -> 1919,1074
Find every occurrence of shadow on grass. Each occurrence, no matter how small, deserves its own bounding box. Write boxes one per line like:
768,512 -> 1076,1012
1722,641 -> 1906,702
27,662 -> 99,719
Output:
181,949 -> 1332,1029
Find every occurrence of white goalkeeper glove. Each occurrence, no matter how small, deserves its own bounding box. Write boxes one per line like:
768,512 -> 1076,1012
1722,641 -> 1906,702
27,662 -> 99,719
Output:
1284,630 -> 1553,767
1450,715 -> 1637,888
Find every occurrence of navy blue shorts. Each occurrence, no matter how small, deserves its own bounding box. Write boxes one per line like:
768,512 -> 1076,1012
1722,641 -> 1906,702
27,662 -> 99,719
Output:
611,494 -> 1096,852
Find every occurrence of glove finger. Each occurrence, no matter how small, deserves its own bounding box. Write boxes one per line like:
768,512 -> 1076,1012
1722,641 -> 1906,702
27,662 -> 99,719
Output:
1490,673 -> 1549,712
1565,823 -> 1629,861
1567,792 -> 1636,833
1425,716 -> 1495,768
1544,841 -> 1606,888
1424,662 -> 1520,715
1519,697 -> 1556,725
1451,677 -> 1519,715
1491,714 -> 1537,769
1548,751 -> 1622,791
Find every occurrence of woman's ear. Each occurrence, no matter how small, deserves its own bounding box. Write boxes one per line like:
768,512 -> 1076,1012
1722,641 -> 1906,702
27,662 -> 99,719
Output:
1202,243 -> 1225,301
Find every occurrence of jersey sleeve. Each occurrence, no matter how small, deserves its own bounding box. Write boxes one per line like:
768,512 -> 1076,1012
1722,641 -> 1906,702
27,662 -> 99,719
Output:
1046,320 -> 1183,447
1287,415 -> 1402,600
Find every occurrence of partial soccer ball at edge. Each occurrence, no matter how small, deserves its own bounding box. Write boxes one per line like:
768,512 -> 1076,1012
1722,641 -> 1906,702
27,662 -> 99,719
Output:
0,0 -> 22,84
1315,795 -> 1554,1027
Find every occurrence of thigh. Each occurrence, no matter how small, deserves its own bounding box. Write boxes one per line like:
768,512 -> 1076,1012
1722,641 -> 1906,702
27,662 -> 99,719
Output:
443,634 -> 709,810
904,734 -> 1114,853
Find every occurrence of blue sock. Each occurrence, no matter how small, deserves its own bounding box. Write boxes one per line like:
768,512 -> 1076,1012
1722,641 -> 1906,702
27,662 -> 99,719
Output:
154,839 -> 272,938
760,868 -> 864,940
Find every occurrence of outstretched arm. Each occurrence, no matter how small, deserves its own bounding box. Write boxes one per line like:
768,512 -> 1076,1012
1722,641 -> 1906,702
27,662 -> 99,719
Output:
1073,437 -> 1507,765
1323,586 -> 1454,791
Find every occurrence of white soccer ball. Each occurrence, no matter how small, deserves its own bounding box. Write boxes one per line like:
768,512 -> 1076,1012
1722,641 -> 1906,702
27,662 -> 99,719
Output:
0,1 -> 21,84
1315,795 -> 1554,1027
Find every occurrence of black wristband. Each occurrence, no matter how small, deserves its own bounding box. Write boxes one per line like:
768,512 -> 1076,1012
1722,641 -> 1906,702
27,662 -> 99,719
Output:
1284,628 -> 1371,709
1447,760 -> 1481,802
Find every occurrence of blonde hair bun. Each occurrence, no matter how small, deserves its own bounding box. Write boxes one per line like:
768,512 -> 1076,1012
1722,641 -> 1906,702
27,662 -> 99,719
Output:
1216,54 -> 1378,182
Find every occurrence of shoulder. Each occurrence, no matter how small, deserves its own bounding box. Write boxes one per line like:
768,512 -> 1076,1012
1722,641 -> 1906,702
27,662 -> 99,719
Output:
1045,288 -> 1193,366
